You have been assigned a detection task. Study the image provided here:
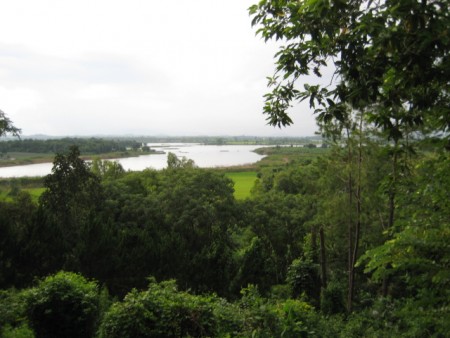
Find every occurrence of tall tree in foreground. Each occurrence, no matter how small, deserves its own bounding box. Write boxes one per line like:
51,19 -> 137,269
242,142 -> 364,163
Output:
249,0 -> 449,141
37,146 -> 106,274
249,0 -> 449,311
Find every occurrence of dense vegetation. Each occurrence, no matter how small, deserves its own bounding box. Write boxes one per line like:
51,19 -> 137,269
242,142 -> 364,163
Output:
0,138 -> 144,155
0,140 -> 448,336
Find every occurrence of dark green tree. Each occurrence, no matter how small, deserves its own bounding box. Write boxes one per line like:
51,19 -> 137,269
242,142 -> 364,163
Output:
233,236 -> 278,295
0,109 -> 21,137
157,168 -> 236,295
167,152 -> 196,169
360,154 -> 450,305
91,158 -> 126,180
0,192 -> 37,288
37,146 -> 106,274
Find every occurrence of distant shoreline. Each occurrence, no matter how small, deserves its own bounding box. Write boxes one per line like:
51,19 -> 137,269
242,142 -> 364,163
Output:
0,150 -> 164,168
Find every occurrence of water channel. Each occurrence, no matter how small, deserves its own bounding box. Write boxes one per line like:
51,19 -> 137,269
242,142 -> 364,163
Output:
0,144 -> 267,178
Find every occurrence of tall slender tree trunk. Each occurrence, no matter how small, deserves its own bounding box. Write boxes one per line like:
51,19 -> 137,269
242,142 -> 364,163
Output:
351,116 -> 363,306
346,127 -> 355,312
319,227 -> 327,289
348,114 -> 364,313
383,136 -> 399,296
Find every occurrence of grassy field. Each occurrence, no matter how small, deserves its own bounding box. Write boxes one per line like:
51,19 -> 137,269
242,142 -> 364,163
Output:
0,152 -> 55,166
225,171 -> 258,200
1,175 -> 258,202
0,187 -> 45,203
27,187 -> 46,202
0,177 -> 46,203
254,146 -> 329,167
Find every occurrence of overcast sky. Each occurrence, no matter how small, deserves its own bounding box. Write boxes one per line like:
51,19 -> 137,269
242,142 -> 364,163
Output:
0,0 -> 319,137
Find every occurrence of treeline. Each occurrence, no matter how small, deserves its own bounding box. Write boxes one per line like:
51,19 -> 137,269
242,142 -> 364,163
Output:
121,135 -> 322,145
0,271 -> 363,337
0,143 -> 448,337
0,137 -> 143,154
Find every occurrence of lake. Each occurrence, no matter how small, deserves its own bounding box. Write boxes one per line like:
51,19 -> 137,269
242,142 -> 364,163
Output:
0,144 -> 267,178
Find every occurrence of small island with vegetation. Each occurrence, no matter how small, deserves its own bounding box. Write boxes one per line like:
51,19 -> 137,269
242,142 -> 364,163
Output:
0,137 -> 164,167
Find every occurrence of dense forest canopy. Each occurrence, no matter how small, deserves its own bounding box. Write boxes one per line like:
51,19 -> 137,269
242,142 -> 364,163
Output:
0,137 -> 143,154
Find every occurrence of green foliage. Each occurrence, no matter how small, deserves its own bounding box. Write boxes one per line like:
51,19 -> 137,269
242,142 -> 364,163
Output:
0,134 -> 448,337
0,110 -> 21,138
166,152 -> 196,169
1,324 -> 34,338
99,278 -> 218,338
156,168 -> 236,294
320,280 -> 346,315
40,146 -> 103,214
338,296 -> 450,338
0,193 -> 37,288
0,137 -> 141,154
91,158 -> 125,180
23,271 -> 100,338
36,146 -> 108,275
233,236 -> 278,295
286,258 -> 320,305
254,146 -> 328,167
238,285 -> 318,337
360,154 -> 450,300
0,289 -> 28,333
249,0 -> 450,143
241,184 -> 317,287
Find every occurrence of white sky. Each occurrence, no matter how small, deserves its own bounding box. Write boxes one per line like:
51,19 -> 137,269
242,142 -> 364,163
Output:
0,0 -> 319,137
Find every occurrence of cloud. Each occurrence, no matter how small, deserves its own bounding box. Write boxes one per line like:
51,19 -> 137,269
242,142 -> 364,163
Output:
0,0 -> 319,137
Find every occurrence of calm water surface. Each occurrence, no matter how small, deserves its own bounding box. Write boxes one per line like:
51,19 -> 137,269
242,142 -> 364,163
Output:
0,144 -> 267,178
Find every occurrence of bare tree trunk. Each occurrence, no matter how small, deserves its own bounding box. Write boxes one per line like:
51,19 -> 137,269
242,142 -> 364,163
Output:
383,137 -> 398,296
348,114 -> 364,312
351,116 -> 363,303
311,226 -> 318,262
319,227 -> 327,289
346,127 -> 355,313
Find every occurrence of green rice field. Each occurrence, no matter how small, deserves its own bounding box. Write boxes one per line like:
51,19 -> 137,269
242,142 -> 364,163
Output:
225,171 -> 258,200
0,185 -> 45,203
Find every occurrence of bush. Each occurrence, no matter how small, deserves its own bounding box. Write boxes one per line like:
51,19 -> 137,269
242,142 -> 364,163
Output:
0,289 -> 27,329
0,289 -> 34,338
286,258 -> 320,305
1,324 -> 34,338
238,285 -> 318,338
99,278 -> 218,338
320,280 -> 346,315
23,271 -> 100,338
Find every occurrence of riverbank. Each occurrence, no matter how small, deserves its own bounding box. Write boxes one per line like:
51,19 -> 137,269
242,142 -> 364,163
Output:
0,150 -> 164,168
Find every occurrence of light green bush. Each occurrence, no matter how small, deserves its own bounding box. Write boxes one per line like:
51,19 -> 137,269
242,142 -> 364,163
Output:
23,271 -> 100,338
99,278 -> 218,338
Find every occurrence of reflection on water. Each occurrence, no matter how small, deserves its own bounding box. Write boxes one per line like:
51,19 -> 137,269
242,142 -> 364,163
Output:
0,144 -> 267,178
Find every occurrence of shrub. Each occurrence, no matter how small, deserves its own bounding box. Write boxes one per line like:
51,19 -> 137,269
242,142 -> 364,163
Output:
286,258 -> 320,305
0,289 -> 34,338
0,289 -> 27,329
23,271 -> 100,338
99,278 -> 218,338
320,280 -> 346,315
238,285 -> 318,338
1,324 -> 34,338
